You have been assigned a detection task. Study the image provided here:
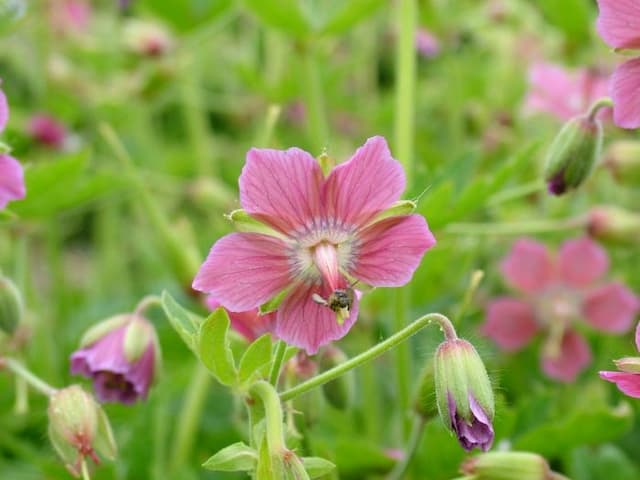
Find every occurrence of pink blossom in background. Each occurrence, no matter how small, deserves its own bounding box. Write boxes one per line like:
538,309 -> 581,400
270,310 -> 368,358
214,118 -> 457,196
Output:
206,296 -> 275,342
600,322 -> 640,398
482,237 -> 639,382
28,114 -> 68,149
0,83 -> 25,210
50,0 -> 91,34
415,28 -> 440,58
524,62 -> 610,122
193,136 -> 436,354
596,0 -> 640,128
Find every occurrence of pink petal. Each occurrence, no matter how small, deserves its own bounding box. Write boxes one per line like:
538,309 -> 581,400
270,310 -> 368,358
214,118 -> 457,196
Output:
557,237 -> 609,287
599,371 -> 640,398
351,214 -> 435,287
596,0 -> 640,50
500,238 -> 555,294
0,87 -> 8,133
0,154 -> 26,210
610,58 -> 640,130
275,282 -> 360,354
481,298 -> 539,351
193,233 -> 292,311
525,63 -> 581,121
541,330 -> 592,382
239,147 -> 324,235
583,282 -> 639,333
323,136 -> 406,227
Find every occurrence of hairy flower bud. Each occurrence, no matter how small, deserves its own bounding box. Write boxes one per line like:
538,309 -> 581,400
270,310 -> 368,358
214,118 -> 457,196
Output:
603,140 -> 640,185
461,451 -> 556,480
543,114 -> 602,195
587,206 -> 640,246
48,385 -> 116,477
434,338 -> 494,451
0,275 -> 22,335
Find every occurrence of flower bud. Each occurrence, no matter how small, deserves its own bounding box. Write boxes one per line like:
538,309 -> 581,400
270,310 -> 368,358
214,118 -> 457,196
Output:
0,275 -> 23,335
587,206 -> 640,246
70,313 -> 160,404
543,114 -> 602,195
461,452 -> 554,480
48,385 -> 116,477
603,140 -> 640,185
28,114 -> 68,149
434,338 -> 494,451
318,345 -> 353,410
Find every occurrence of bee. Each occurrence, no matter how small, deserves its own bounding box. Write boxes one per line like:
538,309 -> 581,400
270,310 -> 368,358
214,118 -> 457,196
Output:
327,287 -> 355,313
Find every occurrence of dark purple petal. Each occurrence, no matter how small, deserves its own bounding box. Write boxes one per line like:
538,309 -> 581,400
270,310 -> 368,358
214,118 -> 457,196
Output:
447,392 -> 494,452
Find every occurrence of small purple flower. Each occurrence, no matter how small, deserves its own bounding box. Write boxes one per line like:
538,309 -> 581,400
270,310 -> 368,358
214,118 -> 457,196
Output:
70,314 -> 160,404
415,28 -> 440,58
28,114 -> 68,149
447,393 -> 494,452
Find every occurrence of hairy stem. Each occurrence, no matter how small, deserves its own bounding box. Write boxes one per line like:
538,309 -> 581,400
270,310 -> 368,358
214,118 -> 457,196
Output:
3,358 -> 57,397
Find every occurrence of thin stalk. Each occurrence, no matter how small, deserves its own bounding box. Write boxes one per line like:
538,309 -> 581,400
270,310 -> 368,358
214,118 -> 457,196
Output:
587,97 -> 613,122
269,340 -> 287,387
487,181 -> 545,206
454,270 -> 484,325
394,288 -> 412,437
169,364 -> 212,474
3,358 -> 57,397
81,458 -> 91,480
134,295 -> 163,317
280,313 -> 451,402
249,381 -> 285,452
445,216 -> 586,236
302,46 -> 329,153
386,416 -> 426,480
14,376 -> 28,414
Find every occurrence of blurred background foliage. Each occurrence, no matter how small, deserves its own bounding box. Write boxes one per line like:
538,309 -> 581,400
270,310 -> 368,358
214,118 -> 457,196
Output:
0,0 -> 638,478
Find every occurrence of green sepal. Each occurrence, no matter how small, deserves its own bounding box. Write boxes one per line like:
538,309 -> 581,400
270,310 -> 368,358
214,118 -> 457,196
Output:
226,209 -> 284,237
123,317 -> 151,363
260,288 -> 291,314
364,199 -> 417,227
198,308 -> 237,386
94,405 -> 117,461
161,290 -> 203,354
614,357 -> 640,374
238,334 -> 273,384
202,442 -> 258,472
79,314 -> 130,348
302,457 -> 336,478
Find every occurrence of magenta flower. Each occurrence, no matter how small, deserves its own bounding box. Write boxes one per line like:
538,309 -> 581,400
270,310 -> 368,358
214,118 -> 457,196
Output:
28,114 -> 68,150
415,28 -> 440,58
596,0 -> 640,128
206,296 -> 275,342
482,237 -> 639,382
193,136 -> 436,354
71,314 -> 160,404
524,62 -> 609,122
0,83 -> 25,210
600,322 -> 640,398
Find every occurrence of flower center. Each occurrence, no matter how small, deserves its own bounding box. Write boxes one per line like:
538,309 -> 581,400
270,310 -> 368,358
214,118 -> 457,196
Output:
535,287 -> 581,359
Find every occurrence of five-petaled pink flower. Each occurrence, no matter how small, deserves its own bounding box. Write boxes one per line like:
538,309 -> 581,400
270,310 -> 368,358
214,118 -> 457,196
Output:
600,322 -> 640,398
524,62 -> 609,122
596,0 -> 640,128
193,136 -> 436,354
206,296 -> 276,342
0,81 -> 26,210
482,237 -> 639,382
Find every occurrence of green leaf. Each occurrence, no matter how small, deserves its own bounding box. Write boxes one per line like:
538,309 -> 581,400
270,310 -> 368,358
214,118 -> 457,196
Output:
198,308 -> 237,385
202,442 -> 258,472
139,0 -> 233,32
243,0 -> 310,37
160,291 -> 203,353
260,288 -> 290,314
238,334 -> 273,384
320,0 -> 385,35
568,444 -> 640,480
302,457 -> 336,478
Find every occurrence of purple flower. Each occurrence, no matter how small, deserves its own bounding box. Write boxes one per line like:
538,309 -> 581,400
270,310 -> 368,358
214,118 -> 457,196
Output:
70,314 -> 159,404
415,28 -> 440,58
28,114 -> 68,149
447,393 -> 494,452
0,81 -> 25,210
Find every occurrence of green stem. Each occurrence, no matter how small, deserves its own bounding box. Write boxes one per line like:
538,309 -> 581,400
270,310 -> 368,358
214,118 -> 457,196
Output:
454,270 -> 484,325
3,358 -> 57,397
14,376 -> 28,415
445,216 -> 586,236
280,313 -> 450,402
587,97 -> 613,122
269,340 -> 287,387
386,416 -> 426,480
302,46 -> 329,153
250,381 -> 285,452
487,181 -> 545,206
134,295 -> 163,317
169,364 -> 212,473
394,288 -> 412,437
81,458 -> 91,480
255,104 -> 282,147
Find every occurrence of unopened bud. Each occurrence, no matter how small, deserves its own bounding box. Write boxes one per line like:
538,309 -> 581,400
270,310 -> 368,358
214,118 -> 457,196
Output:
461,451 -> 554,480
603,140 -> 640,185
318,346 -> 353,410
587,206 -> 640,246
0,275 -> 23,335
434,338 -> 494,451
613,357 -> 640,373
48,385 -> 116,477
543,115 -> 602,195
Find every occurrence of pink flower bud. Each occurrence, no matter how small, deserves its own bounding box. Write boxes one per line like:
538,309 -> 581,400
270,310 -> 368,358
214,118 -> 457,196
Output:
28,114 -> 68,149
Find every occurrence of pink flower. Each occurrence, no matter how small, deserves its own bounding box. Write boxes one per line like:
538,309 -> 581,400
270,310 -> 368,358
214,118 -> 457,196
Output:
600,322 -> 640,398
415,28 -> 440,58
50,0 -> 92,34
524,62 -> 609,122
482,237 -> 639,382
596,0 -> 640,128
0,83 -> 25,210
193,136 -> 436,354
206,296 -> 275,342
28,114 -> 68,149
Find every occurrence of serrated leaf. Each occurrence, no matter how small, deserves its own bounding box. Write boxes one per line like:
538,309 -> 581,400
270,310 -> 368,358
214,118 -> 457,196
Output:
161,290 -> 202,353
302,457 -> 336,478
238,334 -> 273,384
202,442 -> 257,472
198,308 -> 237,385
